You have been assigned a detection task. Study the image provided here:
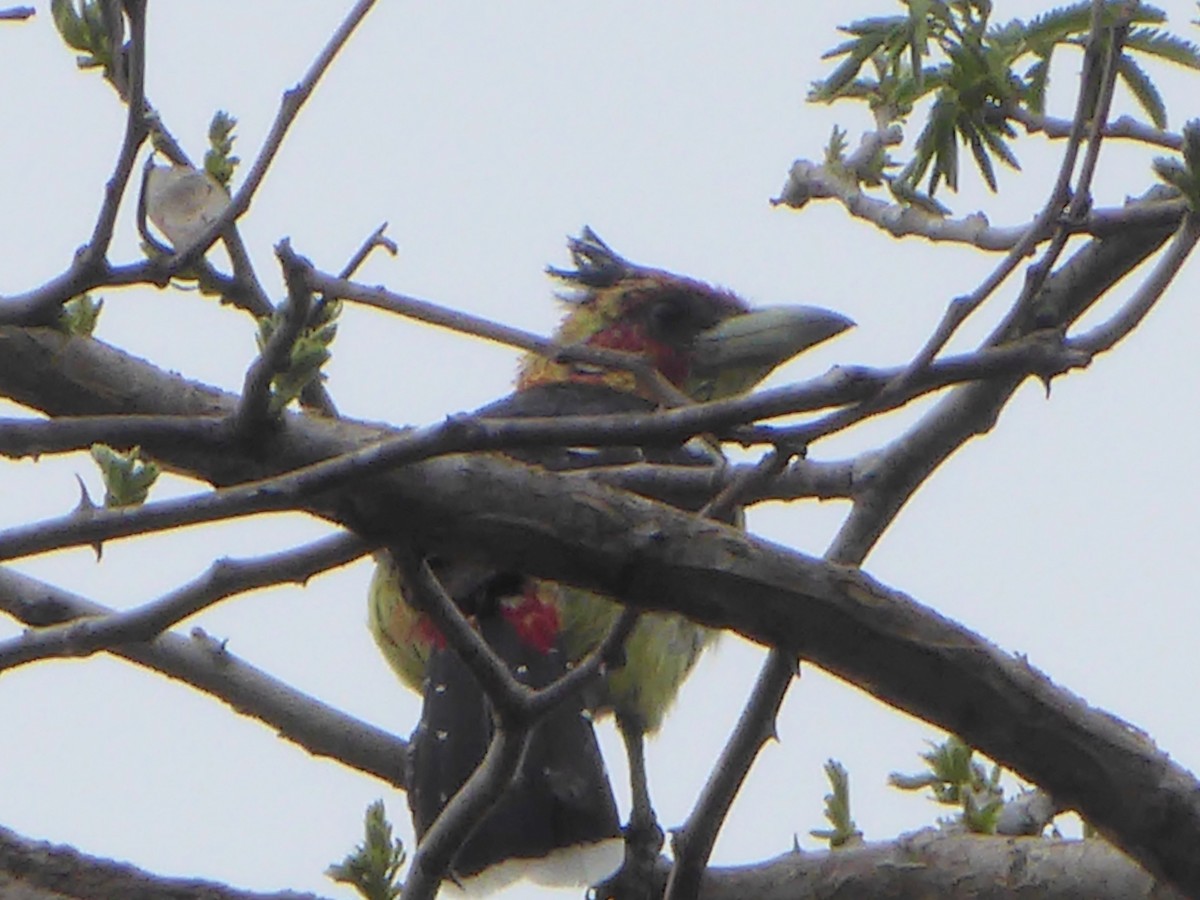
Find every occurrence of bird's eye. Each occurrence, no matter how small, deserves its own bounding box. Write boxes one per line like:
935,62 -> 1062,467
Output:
647,294 -> 689,335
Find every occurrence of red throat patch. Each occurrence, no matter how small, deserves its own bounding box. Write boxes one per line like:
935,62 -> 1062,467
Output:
500,585 -> 562,654
585,320 -> 688,386
414,614 -> 447,650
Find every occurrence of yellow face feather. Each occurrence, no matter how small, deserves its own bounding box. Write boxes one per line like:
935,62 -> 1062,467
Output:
516,275 -> 748,399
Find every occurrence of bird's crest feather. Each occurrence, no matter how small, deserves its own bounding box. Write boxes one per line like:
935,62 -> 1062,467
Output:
546,227 -> 645,295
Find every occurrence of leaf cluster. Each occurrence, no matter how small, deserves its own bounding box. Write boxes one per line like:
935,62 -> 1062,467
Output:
205,110 -> 240,189
89,443 -> 160,508
326,800 -> 406,900
813,1 -> 1200,199
56,293 -> 103,337
255,298 -> 341,415
50,0 -> 122,75
1154,118 -> 1200,209
809,759 -> 862,848
889,736 -> 1006,833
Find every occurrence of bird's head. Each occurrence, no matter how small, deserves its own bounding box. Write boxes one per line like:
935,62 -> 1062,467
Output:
518,228 -> 854,402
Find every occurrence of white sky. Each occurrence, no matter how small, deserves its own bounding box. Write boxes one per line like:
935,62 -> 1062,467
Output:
2,2 -> 1199,898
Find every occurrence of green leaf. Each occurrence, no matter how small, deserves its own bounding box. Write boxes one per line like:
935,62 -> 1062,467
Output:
255,300 -> 341,416
811,42 -> 884,102
89,444 -> 159,508
891,736 -> 1009,829
327,800 -> 406,900
49,0 -> 116,72
977,116 -> 1021,171
51,0 -> 87,50
908,0 -> 934,91
1115,56 -> 1167,129
1023,2 -> 1093,44
57,294 -> 103,337
887,177 -> 953,215
1022,56 -> 1050,114
809,760 -> 861,848
963,789 -> 1004,834
922,92 -> 961,194
1153,119 -> 1200,209
205,110 -> 240,188
1151,157 -> 1190,191
1027,1 -> 1168,35
1182,119 -> 1200,175
824,125 -> 849,167
963,120 -> 998,191
840,14 -> 910,39
1123,27 -> 1200,69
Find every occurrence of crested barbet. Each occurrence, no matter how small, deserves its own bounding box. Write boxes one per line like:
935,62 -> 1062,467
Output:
369,228 -> 853,892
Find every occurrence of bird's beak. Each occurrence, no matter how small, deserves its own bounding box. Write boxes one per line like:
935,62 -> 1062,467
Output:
689,305 -> 854,398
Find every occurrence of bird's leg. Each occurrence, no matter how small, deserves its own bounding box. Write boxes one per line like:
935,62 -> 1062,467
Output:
591,715 -> 665,900
618,714 -> 663,854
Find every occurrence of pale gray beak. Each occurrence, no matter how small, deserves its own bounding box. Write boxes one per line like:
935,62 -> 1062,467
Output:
689,305 -> 854,396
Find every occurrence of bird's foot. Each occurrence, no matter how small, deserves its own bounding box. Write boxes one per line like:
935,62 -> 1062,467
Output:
590,826 -> 665,900
624,810 -> 664,858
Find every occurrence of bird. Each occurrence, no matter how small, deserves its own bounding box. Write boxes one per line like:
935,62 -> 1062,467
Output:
368,228 -> 853,893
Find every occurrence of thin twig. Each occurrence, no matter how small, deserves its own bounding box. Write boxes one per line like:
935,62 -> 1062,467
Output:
1010,106 -> 1182,151
0,2 -> 150,326
297,261 -> 687,406
664,652 -> 796,900
391,545 -> 534,715
402,728 -> 523,900
698,448 -> 788,522
296,223 -> 398,418
162,0 -> 380,273
339,222 -> 398,280
0,414 -> 232,459
0,330 -> 1091,468
756,330 -> 1089,449
1070,214 -> 1200,354
219,229 -> 277,318
997,0 -> 1127,329
0,6 -> 275,326
232,239 -> 314,435
1066,10 -> 1129,220
663,450 -> 795,898
880,0 -> 1118,397
576,457 -> 856,506
302,251 -> 1093,417
0,533 -> 369,675
394,547 -> 639,724
84,0 -> 148,262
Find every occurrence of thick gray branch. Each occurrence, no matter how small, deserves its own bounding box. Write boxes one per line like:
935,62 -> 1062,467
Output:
0,821 -> 1177,900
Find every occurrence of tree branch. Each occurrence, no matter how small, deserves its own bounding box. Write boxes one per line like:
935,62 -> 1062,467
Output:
0,565 -> 406,787
0,821 -> 329,900
0,819 -> 1181,900
0,533 -> 369,674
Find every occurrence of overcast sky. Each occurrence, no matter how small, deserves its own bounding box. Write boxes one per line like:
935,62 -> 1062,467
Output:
2,2 -> 1199,898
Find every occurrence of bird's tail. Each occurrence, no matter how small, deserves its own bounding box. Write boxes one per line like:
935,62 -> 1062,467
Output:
407,614 -> 623,893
